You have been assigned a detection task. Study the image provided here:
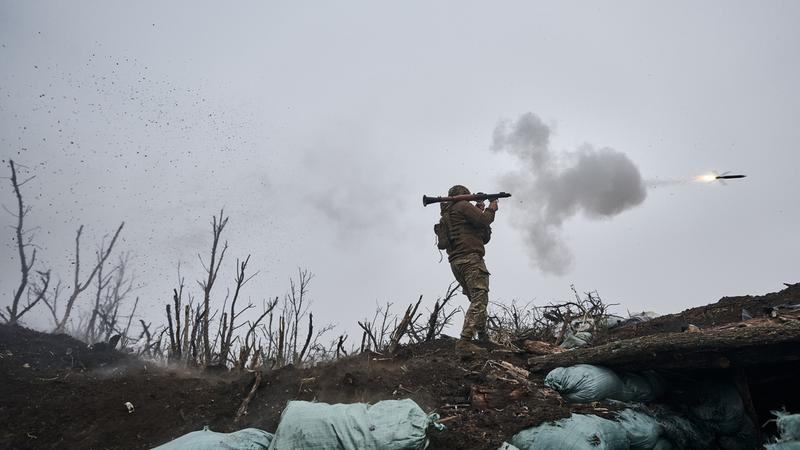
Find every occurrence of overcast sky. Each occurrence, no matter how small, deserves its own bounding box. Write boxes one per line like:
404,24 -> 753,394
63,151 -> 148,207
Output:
2,1 -> 799,340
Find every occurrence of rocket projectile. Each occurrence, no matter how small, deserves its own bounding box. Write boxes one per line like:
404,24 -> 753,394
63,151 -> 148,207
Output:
696,171 -> 748,184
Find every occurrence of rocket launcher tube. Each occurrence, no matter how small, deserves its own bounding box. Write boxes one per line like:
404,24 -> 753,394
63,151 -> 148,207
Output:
422,192 -> 511,207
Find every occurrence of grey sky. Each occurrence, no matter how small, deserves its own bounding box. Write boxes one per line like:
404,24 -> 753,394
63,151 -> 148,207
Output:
2,1 -> 799,338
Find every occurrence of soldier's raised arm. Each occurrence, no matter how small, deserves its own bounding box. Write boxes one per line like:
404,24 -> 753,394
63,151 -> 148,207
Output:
457,201 -> 496,227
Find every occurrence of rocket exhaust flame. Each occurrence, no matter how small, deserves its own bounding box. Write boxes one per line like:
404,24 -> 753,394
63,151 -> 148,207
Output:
695,173 -> 718,183
694,171 -> 747,184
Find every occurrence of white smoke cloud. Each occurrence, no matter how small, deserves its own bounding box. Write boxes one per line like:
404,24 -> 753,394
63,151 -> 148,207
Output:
492,112 -> 647,275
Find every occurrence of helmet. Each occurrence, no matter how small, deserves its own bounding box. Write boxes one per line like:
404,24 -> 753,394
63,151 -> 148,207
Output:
448,185 -> 470,196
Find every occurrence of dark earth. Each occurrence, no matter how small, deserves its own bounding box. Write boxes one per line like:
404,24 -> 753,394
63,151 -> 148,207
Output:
1,283 -> 798,450
596,282 -> 800,343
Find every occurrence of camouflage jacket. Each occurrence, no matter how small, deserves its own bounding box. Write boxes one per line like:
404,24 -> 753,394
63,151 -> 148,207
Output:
442,201 -> 495,262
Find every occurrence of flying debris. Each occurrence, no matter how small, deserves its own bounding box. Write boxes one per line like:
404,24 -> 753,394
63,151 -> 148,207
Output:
695,171 -> 747,184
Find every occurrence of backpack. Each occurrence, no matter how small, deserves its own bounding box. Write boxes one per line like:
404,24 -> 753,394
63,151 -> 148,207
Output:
434,214 -> 451,250
434,208 -> 492,249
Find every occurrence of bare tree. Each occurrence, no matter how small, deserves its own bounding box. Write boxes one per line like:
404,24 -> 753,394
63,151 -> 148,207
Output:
335,335 -> 348,358
219,255 -> 258,365
119,297 -> 140,349
77,252 -> 136,344
164,264 -> 187,361
408,282 -> 460,342
84,253 -> 117,342
263,268 -> 316,366
387,296 -> 422,354
189,303 -> 203,365
287,268 -> 313,364
198,210 -> 228,366
234,297 -> 277,370
252,268 -> 336,369
358,301 -> 396,353
47,222 -> 124,333
488,285 -> 618,345
301,321 -> 336,364
543,286 -> 617,344
2,160 -> 50,325
488,299 -> 549,343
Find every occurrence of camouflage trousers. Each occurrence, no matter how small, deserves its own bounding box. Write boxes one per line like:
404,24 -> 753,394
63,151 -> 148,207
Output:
450,253 -> 490,340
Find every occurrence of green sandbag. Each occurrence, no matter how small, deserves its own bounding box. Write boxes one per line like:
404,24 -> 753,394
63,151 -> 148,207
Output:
774,411 -> 800,442
687,380 -> 745,436
618,371 -> 666,403
717,415 -> 757,450
509,414 -> 630,450
545,365 -> 624,403
546,365 -> 665,404
615,408 -> 663,450
766,410 -> 800,449
268,399 -> 433,450
560,332 -> 592,349
652,438 -> 673,450
152,427 -> 273,450
765,443 -> 800,450
647,404 -> 714,450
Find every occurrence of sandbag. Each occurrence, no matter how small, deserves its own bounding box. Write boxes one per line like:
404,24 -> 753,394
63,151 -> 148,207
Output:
687,381 -> 745,435
774,411 -> 800,442
572,319 -> 594,332
153,427 -> 273,450
509,414 -> 630,450
765,443 -> 800,450
615,408 -> 663,450
268,399 -> 432,450
600,315 -> 627,329
647,404 -> 714,450
716,416 -> 757,450
616,312 -> 659,328
560,331 -> 592,349
618,371 -> 666,403
652,438 -> 673,450
766,410 -> 800,449
545,365 -> 623,403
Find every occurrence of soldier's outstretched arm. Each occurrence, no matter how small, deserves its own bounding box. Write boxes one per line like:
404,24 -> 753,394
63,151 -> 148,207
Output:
458,201 -> 496,227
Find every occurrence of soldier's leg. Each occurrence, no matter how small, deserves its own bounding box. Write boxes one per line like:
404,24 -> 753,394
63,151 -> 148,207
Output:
474,289 -> 490,342
449,259 -> 470,297
462,256 -> 490,341
464,289 -> 488,341
450,258 -> 476,340
461,303 -> 477,340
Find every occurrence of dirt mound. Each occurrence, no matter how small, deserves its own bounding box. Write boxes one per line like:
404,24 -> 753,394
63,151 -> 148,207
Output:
0,324 -> 252,450
0,325 -> 581,450
8,285 -> 796,449
598,283 -> 800,343
0,324 -> 131,375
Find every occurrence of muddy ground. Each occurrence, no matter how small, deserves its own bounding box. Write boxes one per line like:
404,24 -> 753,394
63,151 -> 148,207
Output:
2,284 -> 797,449
597,283 -> 800,343
0,324 -> 585,450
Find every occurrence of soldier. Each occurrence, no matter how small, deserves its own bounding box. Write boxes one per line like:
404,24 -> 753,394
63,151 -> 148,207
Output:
439,185 -> 498,354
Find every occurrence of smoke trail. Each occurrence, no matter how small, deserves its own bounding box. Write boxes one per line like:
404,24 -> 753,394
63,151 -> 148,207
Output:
492,112 -> 647,275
